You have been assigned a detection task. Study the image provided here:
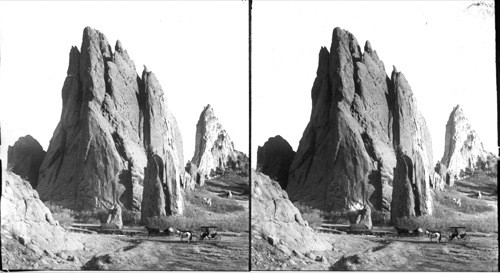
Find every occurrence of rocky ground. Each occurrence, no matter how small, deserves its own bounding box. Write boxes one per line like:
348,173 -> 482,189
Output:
252,173 -> 498,271
3,231 -> 249,270
2,171 -> 250,270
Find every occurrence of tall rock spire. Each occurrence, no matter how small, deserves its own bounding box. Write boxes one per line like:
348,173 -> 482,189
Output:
286,27 -> 433,221
37,27 -> 185,215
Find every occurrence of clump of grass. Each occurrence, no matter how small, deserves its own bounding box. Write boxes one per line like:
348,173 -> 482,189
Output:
371,210 -> 391,226
122,209 -> 141,226
293,202 -> 325,228
44,202 -> 75,228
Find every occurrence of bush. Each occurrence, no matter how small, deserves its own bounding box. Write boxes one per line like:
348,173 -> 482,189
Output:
45,202 -> 74,228
122,209 -> 141,226
293,202 -> 325,228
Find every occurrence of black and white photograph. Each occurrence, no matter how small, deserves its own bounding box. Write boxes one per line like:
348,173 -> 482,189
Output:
251,1 -> 497,271
1,0 -> 498,272
0,1 -> 249,270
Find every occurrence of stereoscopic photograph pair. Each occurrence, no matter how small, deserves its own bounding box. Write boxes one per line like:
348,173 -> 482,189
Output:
0,1 -> 497,271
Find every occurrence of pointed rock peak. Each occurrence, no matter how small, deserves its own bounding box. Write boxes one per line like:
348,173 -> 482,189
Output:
451,104 -> 463,115
201,104 -> 215,117
142,65 -> 150,75
319,46 -> 329,55
392,65 -> 398,74
115,40 -> 124,53
364,40 -> 373,52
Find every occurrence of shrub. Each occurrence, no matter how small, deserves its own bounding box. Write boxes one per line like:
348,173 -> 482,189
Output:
122,209 -> 141,226
145,212 -> 248,233
45,202 -> 74,228
293,202 -> 325,228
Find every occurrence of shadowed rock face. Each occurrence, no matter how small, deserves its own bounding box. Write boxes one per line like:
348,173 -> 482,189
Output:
256,135 -> 295,189
7,135 -> 46,188
251,169 -> 331,253
441,105 -> 488,178
191,104 -> 237,179
37,27 -> 184,213
286,27 -> 433,218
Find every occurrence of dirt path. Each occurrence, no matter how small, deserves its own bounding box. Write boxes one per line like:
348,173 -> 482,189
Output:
53,232 -> 249,270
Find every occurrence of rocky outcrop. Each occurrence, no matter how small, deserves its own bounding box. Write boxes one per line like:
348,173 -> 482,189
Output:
252,169 -> 331,254
441,105 -> 488,178
1,171 -> 83,254
256,135 -> 295,189
191,105 -> 237,179
36,27 -> 185,212
7,135 -> 46,188
286,27 -> 433,219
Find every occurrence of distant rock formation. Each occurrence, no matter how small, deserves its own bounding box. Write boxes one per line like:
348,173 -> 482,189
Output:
256,135 -> 295,189
251,169 -> 331,254
286,27 -> 433,220
441,105 -> 488,178
36,27 -> 185,213
1,171 -> 83,254
7,135 -> 46,188
191,104 -> 237,180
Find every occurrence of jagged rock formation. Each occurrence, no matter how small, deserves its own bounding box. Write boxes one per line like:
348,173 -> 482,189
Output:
191,104 -> 237,180
441,105 -> 488,178
256,135 -> 296,189
286,27 -> 433,219
1,171 -> 83,254
36,27 -> 185,213
251,169 -> 331,254
7,135 -> 46,188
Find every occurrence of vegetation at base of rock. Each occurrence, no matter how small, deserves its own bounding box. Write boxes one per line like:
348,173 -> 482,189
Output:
45,202 -> 140,226
145,212 -> 248,233
293,202 -> 325,229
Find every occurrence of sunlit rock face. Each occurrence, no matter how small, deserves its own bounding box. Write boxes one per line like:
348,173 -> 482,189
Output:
441,105 -> 488,178
286,27 -> 433,219
37,27 -> 185,213
191,104 -> 238,179
251,169 -> 331,253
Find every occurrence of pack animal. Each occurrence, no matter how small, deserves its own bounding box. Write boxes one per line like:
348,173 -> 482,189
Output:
452,198 -> 462,207
202,197 -> 212,206
425,230 -> 442,243
176,230 -> 193,243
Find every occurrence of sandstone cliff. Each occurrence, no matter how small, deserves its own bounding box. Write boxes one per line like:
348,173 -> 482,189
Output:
252,169 -> 331,253
7,135 -> 46,188
191,105 -> 237,180
286,27 -> 433,219
36,27 -> 185,213
256,135 -> 295,189
1,171 -> 83,254
441,105 -> 488,178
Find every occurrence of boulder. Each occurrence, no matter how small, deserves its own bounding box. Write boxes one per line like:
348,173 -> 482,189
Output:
286,27 -> 433,217
1,171 -> 83,255
256,135 -> 296,189
441,105 -> 489,178
36,27 -> 185,212
252,169 -> 331,253
191,105 -> 238,179
7,135 -> 46,188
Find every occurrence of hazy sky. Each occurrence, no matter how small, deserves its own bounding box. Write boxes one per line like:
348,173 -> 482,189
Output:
252,1 -> 496,167
0,1 -> 249,164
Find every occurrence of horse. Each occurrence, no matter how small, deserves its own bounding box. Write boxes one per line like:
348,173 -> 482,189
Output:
176,230 -> 193,243
425,230 -> 442,243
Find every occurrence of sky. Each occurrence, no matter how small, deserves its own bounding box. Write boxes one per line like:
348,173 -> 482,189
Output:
0,1 -> 249,165
252,1 -> 496,167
